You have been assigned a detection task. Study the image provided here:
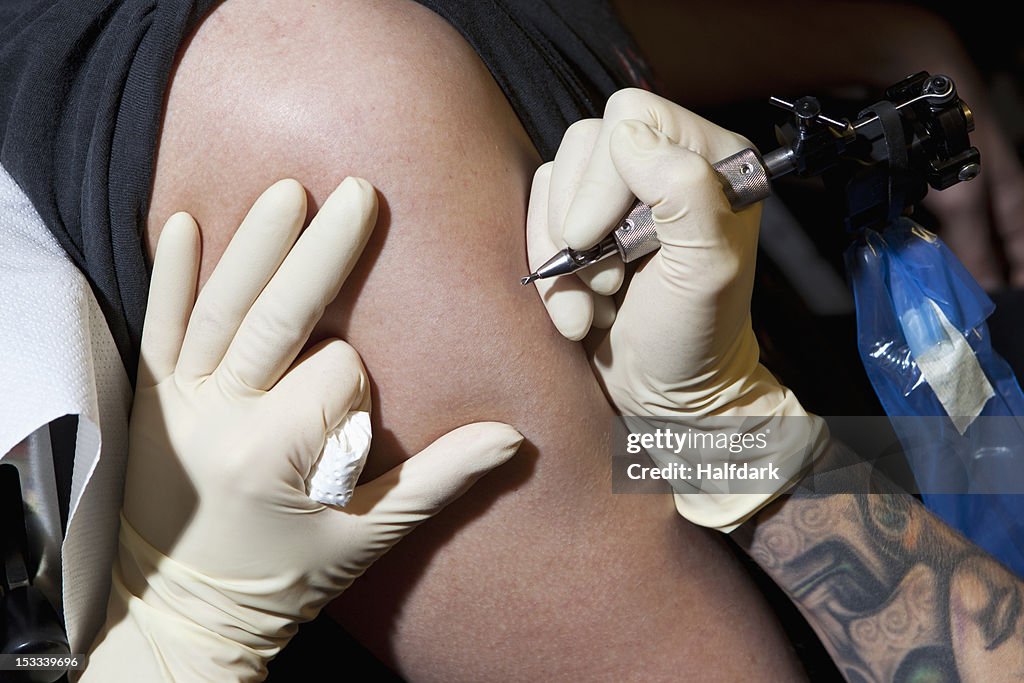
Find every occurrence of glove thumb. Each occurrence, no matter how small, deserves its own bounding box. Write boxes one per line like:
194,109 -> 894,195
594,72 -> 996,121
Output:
349,422 -> 523,527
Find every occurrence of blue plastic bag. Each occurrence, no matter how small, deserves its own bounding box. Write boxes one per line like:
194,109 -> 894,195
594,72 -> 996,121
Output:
847,218 -> 1024,575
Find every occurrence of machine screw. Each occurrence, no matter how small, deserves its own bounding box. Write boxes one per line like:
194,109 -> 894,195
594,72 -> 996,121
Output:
925,75 -> 949,93
923,74 -> 956,106
958,163 -> 980,181
794,96 -> 821,120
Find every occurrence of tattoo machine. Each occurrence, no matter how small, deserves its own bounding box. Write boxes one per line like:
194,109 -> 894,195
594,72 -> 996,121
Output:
521,72 -> 979,284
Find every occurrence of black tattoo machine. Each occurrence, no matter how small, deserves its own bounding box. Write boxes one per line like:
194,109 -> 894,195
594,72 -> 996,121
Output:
521,72 -> 980,284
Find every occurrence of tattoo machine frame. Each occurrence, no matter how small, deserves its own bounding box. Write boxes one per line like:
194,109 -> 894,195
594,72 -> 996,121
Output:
522,71 -> 979,283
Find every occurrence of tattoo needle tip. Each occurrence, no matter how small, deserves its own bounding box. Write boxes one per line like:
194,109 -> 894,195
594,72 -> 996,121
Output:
520,274 -> 539,286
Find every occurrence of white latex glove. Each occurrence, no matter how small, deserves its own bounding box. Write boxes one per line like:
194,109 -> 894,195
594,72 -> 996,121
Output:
83,178 -> 523,682
527,89 -> 826,531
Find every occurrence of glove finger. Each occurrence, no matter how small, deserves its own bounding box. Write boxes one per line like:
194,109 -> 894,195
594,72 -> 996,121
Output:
563,88 -> 748,251
548,119 -> 601,242
344,422 -> 523,535
138,212 -> 200,388
610,120 -> 760,284
527,162 -> 595,340
177,179 -> 306,381
576,257 -> 625,297
261,338 -> 370,479
219,177 -> 377,392
548,119 -> 625,296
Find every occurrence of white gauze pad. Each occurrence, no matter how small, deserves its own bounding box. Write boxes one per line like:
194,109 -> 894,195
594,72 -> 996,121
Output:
306,411 -> 372,507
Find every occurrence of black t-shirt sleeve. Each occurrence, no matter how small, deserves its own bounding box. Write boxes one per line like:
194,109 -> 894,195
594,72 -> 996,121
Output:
0,0 -> 220,384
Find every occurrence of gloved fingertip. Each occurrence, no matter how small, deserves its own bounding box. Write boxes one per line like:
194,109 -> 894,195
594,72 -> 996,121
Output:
536,281 -> 594,341
561,325 -> 590,343
163,210 -> 198,230
454,421 -> 525,463
153,213 -> 200,275
266,177 -> 308,207
341,174 -> 369,187
579,262 -> 624,295
332,176 -> 379,222
551,302 -> 593,341
339,175 -> 375,197
469,420 -> 524,446
247,179 -> 309,232
159,212 -> 200,248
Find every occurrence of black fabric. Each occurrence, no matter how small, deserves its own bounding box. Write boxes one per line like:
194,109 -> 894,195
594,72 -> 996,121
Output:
0,0 -> 219,385
414,0 -> 653,161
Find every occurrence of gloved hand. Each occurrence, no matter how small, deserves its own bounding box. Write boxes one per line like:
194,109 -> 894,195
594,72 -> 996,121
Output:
527,89 -> 825,531
83,178 -> 523,682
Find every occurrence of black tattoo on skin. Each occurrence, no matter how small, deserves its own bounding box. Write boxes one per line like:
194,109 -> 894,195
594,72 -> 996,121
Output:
733,452 -> 1024,683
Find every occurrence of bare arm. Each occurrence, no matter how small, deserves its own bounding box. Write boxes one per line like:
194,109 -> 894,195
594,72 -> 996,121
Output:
145,0 -> 807,679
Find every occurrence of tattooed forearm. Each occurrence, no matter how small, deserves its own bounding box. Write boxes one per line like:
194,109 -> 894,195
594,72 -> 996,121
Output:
732,443 -> 1024,682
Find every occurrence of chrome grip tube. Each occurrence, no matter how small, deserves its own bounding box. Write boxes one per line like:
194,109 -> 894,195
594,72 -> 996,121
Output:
611,148 -> 770,263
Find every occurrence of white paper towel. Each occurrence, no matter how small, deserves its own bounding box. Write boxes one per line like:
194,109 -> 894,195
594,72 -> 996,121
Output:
0,163 -> 131,656
306,411 -> 372,507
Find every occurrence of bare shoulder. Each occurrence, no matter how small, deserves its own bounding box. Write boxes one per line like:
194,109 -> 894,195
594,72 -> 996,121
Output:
147,0 -> 538,276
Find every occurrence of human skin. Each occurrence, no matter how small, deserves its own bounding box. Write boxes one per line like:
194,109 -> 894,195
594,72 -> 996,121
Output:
143,0 -> 807,679
733,442 -> 1024,683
